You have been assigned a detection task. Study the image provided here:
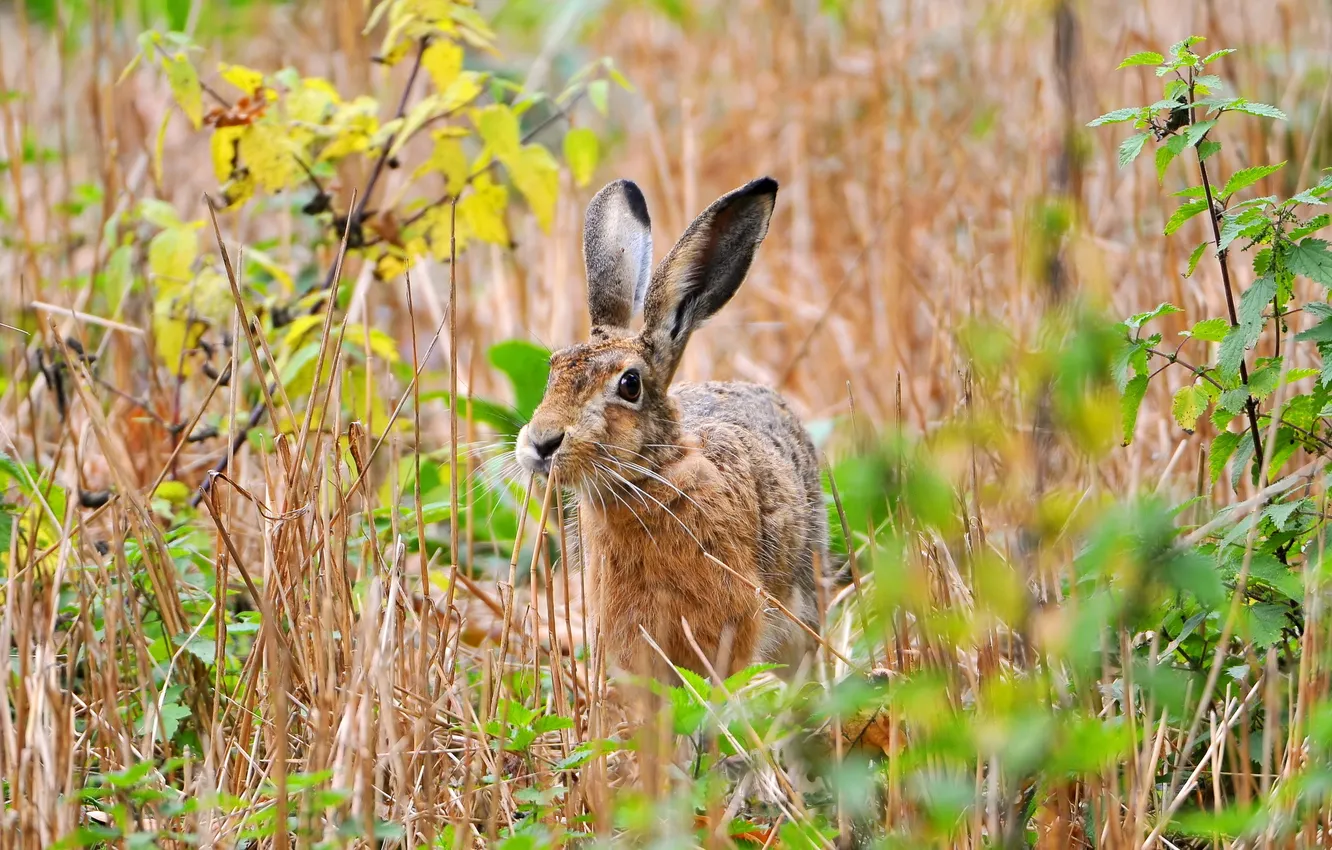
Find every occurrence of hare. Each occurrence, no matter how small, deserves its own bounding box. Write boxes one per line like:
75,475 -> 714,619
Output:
515,176 -> 828,683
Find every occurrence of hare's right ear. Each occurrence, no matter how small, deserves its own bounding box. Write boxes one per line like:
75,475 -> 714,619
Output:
583,179 -> 652,332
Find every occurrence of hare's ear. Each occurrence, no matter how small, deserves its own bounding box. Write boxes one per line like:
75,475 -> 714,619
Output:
641,177 -> 777,378
584,179 -> 652,332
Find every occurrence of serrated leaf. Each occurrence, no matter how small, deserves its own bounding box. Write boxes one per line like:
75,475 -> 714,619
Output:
1121,374 -> 1148,446
1294,317 -> 1332,343
1288,238 -> 1332,288
1218,386 -> 1250,414
1089,107 -> 1143,127
1198,140 -> 1222,161
1209,430 -> 1241,485
1291,214 -> 1332,241
1182,119 -> 1216,148
1172,385 -> 1209,431
1201,48 -> 1236,64
1117,52 -> 1164,69
1231,101 -> 1287,120
1118,132 -> 1151,168
164,53 -> 202,130
1230,432 -> 1256,490
1187,317 -> 1229,342
1185,240 -> 1209,277
1239,275 -> 1277,325
1222,162 -> 1285,199
1165,198 -> 1209,236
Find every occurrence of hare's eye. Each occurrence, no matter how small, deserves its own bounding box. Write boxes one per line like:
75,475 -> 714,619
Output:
617,369 -> 642,403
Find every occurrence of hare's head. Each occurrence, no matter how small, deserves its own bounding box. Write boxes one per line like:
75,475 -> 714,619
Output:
515,176 -> 778,489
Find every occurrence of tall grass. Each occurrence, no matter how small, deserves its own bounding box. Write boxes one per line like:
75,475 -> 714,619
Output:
2,1 -> 1331,847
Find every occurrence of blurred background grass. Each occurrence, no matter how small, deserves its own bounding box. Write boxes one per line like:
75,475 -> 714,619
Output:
3,0 -> 1332,847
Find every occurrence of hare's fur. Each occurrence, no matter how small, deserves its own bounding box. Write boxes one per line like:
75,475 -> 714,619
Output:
517,177 -> 827,681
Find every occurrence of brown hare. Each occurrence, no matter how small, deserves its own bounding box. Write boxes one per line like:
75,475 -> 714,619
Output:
515,176 -> 828,683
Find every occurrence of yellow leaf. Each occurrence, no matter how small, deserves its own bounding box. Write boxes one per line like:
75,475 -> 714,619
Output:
165,54 -> 203,130
375,249 -> 409,282
389,95 -> 443,158
422,39 -> 463,93
152,268 -> 230,375
239,121 -> 298,192
439,70 -> 484,112
318,96 -> 380,162
562,127 -> 599,188
154,481 -> 191,505
211,126 -> 245,182
414,131 -> 468,194
280,314 -> 328,354
148,227 -> 199,283
287,77 -> 340,124
219,169 -> 255,210
473,104 -> 520,163
508,143 -> 559,231
423,206 -> 460,260
459,176 -> 510,246
219,63 -> 265,95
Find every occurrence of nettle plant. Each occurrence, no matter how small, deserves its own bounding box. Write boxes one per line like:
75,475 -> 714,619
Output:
119,0 -> 622,420
1094,38 -> 1332,649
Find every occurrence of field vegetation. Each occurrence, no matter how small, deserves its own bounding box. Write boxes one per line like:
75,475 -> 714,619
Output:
2,1 -> 1332,847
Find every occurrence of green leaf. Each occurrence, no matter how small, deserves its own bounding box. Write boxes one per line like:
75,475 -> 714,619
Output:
1165,198 -> 1209,236
1198,140 -> 1222,161
1221,162 -> 1285,198
1201,48 -> 1236,64
1182,119 -> 1216,148
1246,603 -> 1289,647
1118,132 -> 1151,168
1230,433 -> 1256,490
1294,317 -> 1332,343
1209,430 -> 1242,485
1126,302 -> 1183,330
1188,317 -> 1229,342
1121,374 -> 1149,446
487,339 -> 552,421
562,127 -> 599,188
1117,52 -> 1164,69
1185,240 -> 1209,277
1089,107 -> 1142,127
1172,385 -> 1209,431
1231,101 -> 1287,120
532,715 -> 575,734
1288,238 -> 1332,288
587,80 -> 610,116
1239,275 -> 1277,326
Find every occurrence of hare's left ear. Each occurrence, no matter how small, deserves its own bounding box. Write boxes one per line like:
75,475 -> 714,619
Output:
641,177 -> 777,380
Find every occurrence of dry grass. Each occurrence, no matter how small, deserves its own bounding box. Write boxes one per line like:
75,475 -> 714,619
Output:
2,0 -> 1332,847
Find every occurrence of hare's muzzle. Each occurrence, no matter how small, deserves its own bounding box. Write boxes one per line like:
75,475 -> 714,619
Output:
516,426 -> 564,475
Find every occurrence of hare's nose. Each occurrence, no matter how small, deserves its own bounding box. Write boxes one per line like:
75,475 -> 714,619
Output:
532,431 -> 565,460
